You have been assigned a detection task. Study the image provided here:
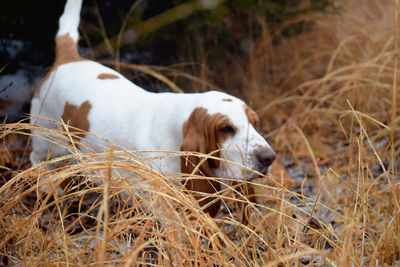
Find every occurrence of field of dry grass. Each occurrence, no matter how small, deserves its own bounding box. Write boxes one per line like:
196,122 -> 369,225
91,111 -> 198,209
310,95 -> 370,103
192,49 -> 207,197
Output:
1,0 -> 399,265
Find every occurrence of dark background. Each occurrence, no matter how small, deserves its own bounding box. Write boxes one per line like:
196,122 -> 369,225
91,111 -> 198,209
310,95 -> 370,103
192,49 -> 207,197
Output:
0,0 -> 335,121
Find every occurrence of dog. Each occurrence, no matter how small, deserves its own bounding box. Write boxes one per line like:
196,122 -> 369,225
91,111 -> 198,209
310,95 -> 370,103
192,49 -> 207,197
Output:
30,0 -> 276,217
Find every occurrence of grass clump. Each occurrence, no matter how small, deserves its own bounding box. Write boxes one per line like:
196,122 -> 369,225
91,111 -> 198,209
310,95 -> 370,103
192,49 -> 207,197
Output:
0,122 -> 311,266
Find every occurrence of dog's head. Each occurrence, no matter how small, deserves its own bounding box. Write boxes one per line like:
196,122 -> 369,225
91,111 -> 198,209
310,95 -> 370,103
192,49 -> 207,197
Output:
180,91 -> 275,215
180,91 -> 276,179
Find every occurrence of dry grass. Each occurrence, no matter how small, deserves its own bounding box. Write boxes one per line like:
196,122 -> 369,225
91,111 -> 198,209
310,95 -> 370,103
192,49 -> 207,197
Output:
0,122 -> 305,266
1,0 -> 400,265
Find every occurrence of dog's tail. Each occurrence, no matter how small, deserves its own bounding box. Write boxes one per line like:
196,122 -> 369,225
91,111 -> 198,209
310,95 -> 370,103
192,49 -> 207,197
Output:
55,0 -> 83,61
57,0 -> 82,42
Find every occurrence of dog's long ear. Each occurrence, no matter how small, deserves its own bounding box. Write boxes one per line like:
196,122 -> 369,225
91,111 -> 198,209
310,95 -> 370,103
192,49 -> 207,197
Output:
180,107 -> 223,176
180,107 -> 223,217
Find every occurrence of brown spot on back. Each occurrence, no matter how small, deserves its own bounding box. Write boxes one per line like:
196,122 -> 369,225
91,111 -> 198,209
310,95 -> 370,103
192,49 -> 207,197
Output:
222,98 -> 232,102
180,107 -> 233,217
61,100 -> 91,138
243,105 -> 259,126
34,33 -> 84,98
97,73 -> 120,80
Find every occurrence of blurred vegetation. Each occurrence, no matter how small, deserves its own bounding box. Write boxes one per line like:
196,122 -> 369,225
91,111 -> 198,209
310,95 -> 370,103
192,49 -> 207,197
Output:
0,0 -> 338,76
89,0 -> 338,62
81,0 -> 339,94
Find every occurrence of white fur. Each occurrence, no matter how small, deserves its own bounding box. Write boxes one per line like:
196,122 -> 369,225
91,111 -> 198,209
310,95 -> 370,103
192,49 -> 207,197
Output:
30,0 -> 275,181
57,0 -> 82,42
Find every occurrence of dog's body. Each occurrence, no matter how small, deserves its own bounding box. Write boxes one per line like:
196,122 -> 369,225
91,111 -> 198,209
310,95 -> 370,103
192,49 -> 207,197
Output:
30,0 -> 276,216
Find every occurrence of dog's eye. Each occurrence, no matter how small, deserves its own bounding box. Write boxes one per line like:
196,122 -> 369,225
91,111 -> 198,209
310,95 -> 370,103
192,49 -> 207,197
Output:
220,125 -> 235,135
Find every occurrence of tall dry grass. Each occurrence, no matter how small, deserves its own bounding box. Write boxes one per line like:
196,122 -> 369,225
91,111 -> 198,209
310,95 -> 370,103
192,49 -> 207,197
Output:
1,0 -> 400,265
239,0 -> 400,264
0,122 -> 307,266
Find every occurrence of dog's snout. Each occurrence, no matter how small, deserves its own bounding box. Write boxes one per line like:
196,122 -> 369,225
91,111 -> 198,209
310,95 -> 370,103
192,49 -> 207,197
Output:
256,150 -> 276,168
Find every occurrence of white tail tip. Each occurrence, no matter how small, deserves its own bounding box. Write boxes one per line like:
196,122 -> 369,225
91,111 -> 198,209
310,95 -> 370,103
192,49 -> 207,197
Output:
56,0 -> 83,43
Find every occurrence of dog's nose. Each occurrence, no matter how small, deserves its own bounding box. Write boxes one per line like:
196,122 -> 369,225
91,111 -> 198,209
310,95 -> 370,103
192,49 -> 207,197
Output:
256,150 -> 276,168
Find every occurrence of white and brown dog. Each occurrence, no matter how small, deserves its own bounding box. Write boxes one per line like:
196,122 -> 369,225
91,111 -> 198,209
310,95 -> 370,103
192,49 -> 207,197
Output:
30,0 -> 276,217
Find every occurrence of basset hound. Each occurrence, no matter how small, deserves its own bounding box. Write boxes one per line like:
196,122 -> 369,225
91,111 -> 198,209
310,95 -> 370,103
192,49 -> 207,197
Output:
30,0 -> 276,217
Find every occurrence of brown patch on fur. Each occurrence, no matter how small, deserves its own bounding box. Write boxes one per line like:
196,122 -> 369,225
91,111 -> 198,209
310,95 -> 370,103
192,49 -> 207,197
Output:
97,73 -> 120,80
54,34 -> 82,65
243,105 -> 259,126
34,33 -> 85,98
180,107 -> 233,217
61,100 -> 91,138
222,98 -> 232,102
